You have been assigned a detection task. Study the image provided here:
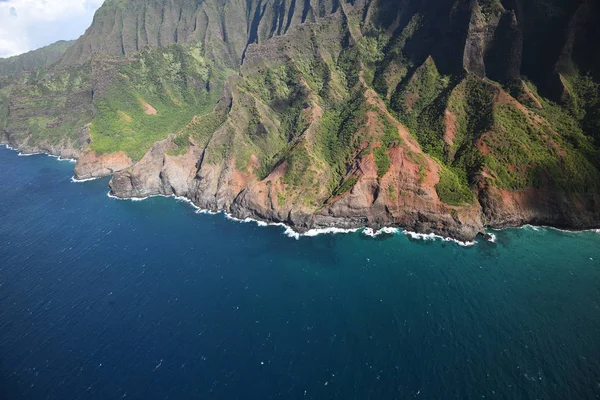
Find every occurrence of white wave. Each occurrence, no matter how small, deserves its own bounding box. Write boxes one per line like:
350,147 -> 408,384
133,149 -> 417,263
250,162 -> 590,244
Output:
3,144 -> 77,162
302,227 -> 360,237
225,213 -> 285,230
130,196 -> 151,202
107,192 -> 150,201
524,224 -> 542,231
362,228 -> 375,237
173,195 -> 202,212
362,227 -> 400,237
71,176 -> 100,183
283,225 -> 301,240
224,214 -> 249,223
222,213 -> 359,239
487,233 -> 497,243
197,209 -> 220,215
107,192 -> 207,213
546,226 -> 600,235
402,230 -> 477,247
47,154 -> 76,163
498,224 -> 600,235
362,226 -> 475,246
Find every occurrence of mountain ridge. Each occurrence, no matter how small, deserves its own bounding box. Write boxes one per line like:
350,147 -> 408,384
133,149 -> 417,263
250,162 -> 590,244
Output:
0,40 -> 74,77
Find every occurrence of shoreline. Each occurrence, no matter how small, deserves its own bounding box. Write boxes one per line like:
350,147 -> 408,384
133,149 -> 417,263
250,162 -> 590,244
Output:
106,191 -> 478,246
3,144 -> 77,163
104,191 -> 600,245
3,144 -> 599,245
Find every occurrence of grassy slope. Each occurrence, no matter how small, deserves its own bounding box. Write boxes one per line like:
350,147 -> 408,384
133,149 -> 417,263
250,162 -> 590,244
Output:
1,63 -> 93,149
90,43 -> 231,160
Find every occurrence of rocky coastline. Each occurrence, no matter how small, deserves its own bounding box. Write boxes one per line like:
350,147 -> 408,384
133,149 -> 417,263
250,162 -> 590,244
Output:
3,139 -> 598,244
2,0 -> 599,244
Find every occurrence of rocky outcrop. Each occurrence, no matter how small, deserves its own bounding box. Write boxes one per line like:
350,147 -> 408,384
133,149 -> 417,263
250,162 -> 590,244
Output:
74,151 -> 133,180
109,137 -> 202,198
479,184 -> 600,231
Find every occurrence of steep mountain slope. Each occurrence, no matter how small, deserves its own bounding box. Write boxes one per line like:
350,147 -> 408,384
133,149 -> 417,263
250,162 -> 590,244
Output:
0,40 -> 73,77
1,0 -> 599,240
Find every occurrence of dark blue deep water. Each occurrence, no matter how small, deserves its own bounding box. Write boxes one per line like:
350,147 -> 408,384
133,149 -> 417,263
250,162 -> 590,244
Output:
1,146 -> 600,400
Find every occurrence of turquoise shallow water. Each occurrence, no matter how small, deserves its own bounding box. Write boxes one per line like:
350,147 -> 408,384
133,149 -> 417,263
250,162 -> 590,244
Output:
1,145 -> 600,399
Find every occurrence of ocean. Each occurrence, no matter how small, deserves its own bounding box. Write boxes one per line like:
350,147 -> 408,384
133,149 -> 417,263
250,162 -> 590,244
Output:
1,145 -> 599,400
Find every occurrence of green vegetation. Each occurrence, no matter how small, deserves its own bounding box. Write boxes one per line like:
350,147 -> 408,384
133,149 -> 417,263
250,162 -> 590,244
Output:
167,103 -> 229,157
334,177 -> 358,196
559,71 -> 600,144
374,146 -> 391,178
388,184 -> 397,200
372,14 -> 422,96
283,142 -> 312,187
372,113 -> 402,179
2,63 -> 94,148
381,115 -> 402,148
488,102 -> 599,192
356,36 -> 385,65
315,92 -> 365,189
478,0 -> 505,21
393,75 -> 493,199
3,0 -> 600,224
391,58 -> 450,125
241,63 -> 310,179
90,43 -> 224,160
435,166 -> 475,206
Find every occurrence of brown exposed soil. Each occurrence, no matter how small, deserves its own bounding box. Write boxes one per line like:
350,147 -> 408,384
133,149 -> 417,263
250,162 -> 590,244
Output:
518,80 -> 543,109
139,98 -> 157,115
444,109 -> 458,148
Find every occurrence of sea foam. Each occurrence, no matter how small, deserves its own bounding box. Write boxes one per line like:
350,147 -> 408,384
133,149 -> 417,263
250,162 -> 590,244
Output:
401,230 -> 477,247
71,176 -> 101,183
47,154 -> 77,163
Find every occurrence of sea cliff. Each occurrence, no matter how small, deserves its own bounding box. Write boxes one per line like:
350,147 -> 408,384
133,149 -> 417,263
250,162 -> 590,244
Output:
1,0 -> 599,241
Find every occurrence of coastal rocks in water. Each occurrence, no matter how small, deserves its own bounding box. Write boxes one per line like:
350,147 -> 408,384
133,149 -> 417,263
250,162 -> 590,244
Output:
74,151 -> 133,180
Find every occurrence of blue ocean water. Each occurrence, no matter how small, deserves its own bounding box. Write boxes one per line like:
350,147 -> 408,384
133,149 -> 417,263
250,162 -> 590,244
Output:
0,146 -> 599,400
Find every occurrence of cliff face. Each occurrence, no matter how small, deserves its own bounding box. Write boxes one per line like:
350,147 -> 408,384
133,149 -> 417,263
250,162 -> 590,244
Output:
1,0 -> 599,240
58,0 -> 344,68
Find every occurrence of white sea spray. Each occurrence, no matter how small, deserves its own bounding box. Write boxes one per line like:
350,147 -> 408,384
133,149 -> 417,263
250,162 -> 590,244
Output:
71,176 -> 101,183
